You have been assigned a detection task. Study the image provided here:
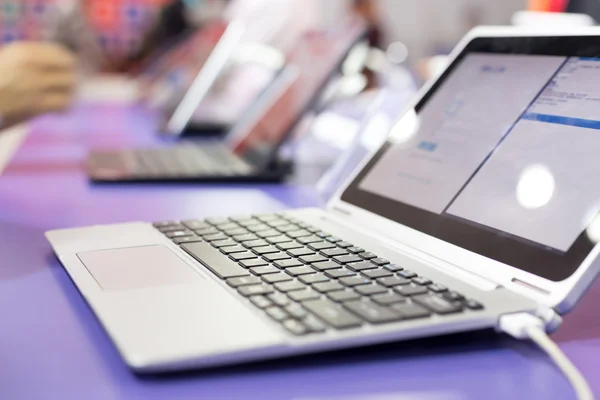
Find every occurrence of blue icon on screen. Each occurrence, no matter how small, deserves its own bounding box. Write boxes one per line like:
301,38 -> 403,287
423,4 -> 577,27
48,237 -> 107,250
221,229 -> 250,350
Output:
418,141 -> 438,152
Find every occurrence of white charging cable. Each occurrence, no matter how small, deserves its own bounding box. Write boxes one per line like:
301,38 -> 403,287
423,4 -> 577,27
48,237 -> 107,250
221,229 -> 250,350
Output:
498,312 -> 594,400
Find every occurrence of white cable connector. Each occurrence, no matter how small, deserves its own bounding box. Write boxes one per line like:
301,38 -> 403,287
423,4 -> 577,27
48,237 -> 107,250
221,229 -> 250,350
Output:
498,312 -> 594,400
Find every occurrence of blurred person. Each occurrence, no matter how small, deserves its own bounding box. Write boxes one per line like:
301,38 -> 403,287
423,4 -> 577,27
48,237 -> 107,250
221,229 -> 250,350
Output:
0,42 -> 76,128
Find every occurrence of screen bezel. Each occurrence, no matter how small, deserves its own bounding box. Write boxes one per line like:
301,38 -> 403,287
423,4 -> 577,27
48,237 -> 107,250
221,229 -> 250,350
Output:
340,33 -> 600,282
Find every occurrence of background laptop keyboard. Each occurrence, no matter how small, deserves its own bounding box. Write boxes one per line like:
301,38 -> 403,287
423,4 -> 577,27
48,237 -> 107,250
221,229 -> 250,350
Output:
154,213 -> 484,336
113,143 -> 252,178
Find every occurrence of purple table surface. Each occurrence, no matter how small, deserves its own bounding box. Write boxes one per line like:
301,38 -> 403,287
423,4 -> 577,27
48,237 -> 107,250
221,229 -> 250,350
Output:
1,105 -> 599,400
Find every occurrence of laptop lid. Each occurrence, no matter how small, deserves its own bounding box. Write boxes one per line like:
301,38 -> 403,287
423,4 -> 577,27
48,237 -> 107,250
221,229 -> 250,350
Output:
224,17 -> 369,169
330,27 -> 600,312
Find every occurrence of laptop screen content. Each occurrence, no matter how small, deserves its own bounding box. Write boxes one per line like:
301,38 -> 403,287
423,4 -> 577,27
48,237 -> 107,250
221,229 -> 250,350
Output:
342,36 -> 600,281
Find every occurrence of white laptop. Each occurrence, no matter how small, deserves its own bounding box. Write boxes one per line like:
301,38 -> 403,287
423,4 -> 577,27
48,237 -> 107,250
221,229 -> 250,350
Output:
47,27 -> 600,373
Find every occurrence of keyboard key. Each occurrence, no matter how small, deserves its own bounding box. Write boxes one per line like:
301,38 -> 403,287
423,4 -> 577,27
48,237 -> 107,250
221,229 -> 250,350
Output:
206,217 -> 229,225
303,315 -> 327,332
238,219 -> 262,227
391,302 -> 431,319
372,292 -> 406,305
465,299 -> 484,310
233,233 -> 259,242
275,280 -> 306,292
362,268 -> 393,279
347,246 -> 365,254
173,236 -> 204,244
321,248 -> 348,257
223,228 -> 249,236
212,239 -> 238,248
166,230 -> 194,238
443,291 -> 465,302
252,246 -> 280,255
359,252 -> 377,260
313,281 -> 344,293
282,319 -> 308,335
240,258 -> 268,268
414,295 -> 463,315
228,215 -> 253,223
276,224 -> 299,233
412,277 -> 432,286
256,214 -> 279,222
257,230 -> 282,238
429,284 -> 448,293
288,248 -> 315,257
265,307 -> 289,321
288,289 -> 321,302
238,284 -> 274,297
288,230 -> 311,238
267,293 -> 291,307
181,242 -> 249,279
383,264 -> 403,272
377,276 -> 411,287
263,252 -> 291,262
303,299 -> 362,329
249,295 -> 272,309
308,241 -> 336,251
203,233 -> 228,242
299,273 -> 330,284
347,262 -> 377,272
340,276 -> 372,287
333,255 -> 362,264
325,268 -> 355,279
298,236 -> 322,245
216,223 -> 239,231
355,284 -> 388,296
286,266 -> 316,276
326,236 -> 342,243
227,276 -> 262,287
372,258 -> 390,266
276,241 -> 302,250
336,241 -> 353,249
158,224 -> 187,233
182,220 -> 210,230
220,245 -> 247,255
246,224 -> 271,233
262,272 -> 293,284
251,265 -> 280,275
244,239 -> 270,248
285,303 -> 307,319
153,221 -> 179,228
327,289 -> 361,302
395,284 -> 428,297
315,231 -> 329,238
312,261 -> 342,271
398,270 -> 417,279
267,235 -> 293,244
274,259 -> 304,269
344,300 -> 401,324
300,254 -> 327,264
229,252 -> 258,261
305,226 -> 321,234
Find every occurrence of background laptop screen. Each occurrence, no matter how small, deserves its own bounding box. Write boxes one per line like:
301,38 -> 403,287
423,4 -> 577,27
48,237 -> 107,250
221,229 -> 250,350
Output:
342,36 -> 600,281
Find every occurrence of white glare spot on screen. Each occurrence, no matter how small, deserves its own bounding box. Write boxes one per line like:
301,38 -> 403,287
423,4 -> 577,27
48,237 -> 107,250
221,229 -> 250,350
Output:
388,110 -> 420,144
516,165 -> 555,209
584,207 -> 600,243
386,41 -> 409,64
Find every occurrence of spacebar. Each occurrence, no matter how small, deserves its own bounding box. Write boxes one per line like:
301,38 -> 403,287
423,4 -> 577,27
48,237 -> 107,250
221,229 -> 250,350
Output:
181,242 -> 250,279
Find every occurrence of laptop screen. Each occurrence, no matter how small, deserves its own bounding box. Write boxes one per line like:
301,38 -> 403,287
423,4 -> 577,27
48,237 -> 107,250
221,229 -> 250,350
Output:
341,35 -> 600,282
225,17 -> 368,167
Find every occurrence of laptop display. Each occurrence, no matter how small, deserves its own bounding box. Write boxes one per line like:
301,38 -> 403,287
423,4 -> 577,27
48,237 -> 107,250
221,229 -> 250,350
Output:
342,36 -> 600,282
226,17 -> 368,167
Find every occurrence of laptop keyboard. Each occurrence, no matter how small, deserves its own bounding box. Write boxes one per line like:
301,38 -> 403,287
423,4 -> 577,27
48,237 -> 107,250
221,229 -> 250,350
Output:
154,213 -> 484,336
128,143 -> 252,177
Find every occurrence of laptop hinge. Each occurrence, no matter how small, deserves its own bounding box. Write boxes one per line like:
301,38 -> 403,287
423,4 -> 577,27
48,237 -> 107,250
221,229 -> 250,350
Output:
323,209 -> 500,291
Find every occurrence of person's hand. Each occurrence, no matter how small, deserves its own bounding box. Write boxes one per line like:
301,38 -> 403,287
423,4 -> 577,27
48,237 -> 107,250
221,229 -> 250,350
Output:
0,42 -> 77,127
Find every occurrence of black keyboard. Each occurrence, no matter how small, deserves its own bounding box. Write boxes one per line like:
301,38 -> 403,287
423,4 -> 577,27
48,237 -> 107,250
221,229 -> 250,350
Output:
154,213 -> 484,336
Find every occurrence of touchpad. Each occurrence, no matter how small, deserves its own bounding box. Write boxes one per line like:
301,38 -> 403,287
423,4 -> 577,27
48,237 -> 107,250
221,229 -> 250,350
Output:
77,245 -> 202,291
